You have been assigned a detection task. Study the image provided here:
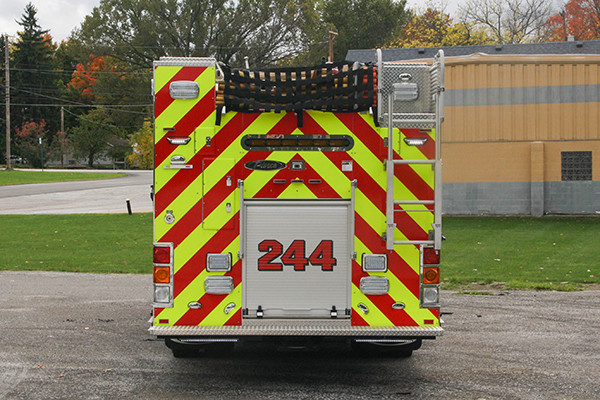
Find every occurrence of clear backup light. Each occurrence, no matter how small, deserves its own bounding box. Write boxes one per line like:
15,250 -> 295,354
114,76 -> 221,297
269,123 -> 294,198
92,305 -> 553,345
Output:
421,286 -> 440,308
362,254 -> 387,272
206,253 -> 232,272
360,276 -> 389,295
154,285 -> 171,304
169,81 -> 199,100
205,276 -> 234,295
404,137 -> 428,146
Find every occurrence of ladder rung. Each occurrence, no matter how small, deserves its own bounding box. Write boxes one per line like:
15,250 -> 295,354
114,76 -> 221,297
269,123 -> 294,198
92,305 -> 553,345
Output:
394,240 -> 435,246
394,200 -> 435,205
392,119 -> 436,124
393,159 -> 435,165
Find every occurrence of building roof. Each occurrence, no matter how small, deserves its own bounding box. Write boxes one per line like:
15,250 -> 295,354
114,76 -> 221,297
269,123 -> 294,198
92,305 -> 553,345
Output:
346,40 -> 600,63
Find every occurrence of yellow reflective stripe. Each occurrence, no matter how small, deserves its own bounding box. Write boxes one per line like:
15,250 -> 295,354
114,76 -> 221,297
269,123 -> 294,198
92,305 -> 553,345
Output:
307,110 -> 353,134
155,67 -> 215,143
277,181 -> 318,199
352,284 -> 394,326
355,238 -> 437,325
154,66 -> 181,95
159,237 -> 240,324
156,111 -> 288,238
301,152 -> 351,197
201,284 -> 242,326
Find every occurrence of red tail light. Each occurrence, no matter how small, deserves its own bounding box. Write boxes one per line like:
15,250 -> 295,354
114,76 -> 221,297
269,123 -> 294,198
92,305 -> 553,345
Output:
423,248 -> 440,265
153,245 -> 171,264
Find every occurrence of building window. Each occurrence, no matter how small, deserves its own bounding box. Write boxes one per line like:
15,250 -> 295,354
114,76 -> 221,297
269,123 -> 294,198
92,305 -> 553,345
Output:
561,151 -> 592,181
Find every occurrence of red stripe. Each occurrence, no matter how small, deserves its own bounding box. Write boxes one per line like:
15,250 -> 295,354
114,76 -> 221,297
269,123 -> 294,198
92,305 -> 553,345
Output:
174,260 -> 242,326
355,214 -> 420,299
154,90 -> 216,167
337,113 -> 434,201
401,128 -> 435,160
154,67 -> 206,118
172,223 -> 240,298
351,262 -> 418,326
155,112 -> 257,215
301,113 -> 427,241
253,154 -> 341,199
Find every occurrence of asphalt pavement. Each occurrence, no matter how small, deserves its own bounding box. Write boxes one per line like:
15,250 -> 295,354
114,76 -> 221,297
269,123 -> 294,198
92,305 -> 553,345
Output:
0,169 -> 152,214
0,271 -> 598,400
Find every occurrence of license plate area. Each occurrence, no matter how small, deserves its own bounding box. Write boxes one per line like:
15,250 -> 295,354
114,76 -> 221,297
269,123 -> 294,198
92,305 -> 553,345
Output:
242,200 -> 352,319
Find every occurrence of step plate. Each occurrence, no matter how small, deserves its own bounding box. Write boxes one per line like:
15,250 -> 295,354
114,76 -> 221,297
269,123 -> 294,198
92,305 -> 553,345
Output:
149,323 -> 443,337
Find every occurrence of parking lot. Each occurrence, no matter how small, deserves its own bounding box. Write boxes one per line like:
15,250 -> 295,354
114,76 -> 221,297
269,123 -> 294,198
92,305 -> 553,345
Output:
1,271 -> 598,399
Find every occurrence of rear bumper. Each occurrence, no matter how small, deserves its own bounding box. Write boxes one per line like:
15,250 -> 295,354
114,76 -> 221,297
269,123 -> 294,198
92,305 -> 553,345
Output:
149,319 -> 443,337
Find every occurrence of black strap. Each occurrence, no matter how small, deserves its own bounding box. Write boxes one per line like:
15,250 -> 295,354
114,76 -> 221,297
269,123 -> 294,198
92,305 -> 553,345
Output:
221,62 -> 376,113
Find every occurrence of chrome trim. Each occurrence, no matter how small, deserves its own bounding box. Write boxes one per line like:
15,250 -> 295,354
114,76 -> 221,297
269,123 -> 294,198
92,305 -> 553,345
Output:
163,164 -> 193,169
150,324 -> 443,337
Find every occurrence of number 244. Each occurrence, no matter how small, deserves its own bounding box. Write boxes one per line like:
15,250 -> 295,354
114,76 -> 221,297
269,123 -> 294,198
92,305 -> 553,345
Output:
258,239 -> 337,272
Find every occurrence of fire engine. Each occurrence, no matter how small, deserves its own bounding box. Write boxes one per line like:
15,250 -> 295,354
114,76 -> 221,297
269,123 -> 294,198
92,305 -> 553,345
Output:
149,49 -> 445,357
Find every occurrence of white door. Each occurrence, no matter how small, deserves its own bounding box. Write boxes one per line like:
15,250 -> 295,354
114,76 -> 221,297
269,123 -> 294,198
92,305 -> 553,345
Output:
244,200 -> 352,318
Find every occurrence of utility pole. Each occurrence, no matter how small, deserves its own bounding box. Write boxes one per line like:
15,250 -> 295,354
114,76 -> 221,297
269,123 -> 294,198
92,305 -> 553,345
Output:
60,106 -> 64,168
4,33 -> 10,170
328,31 -> 338,63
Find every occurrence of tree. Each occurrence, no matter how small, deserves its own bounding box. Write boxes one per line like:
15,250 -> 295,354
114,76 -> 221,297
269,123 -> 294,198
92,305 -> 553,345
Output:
70,0 -> 318,68
460,0 -> 554,43
15,120 -> 48,168
11,3 -> 61,137
547,0 -> 600,41
128,119 -> 153,169
388,7 -> 494,48
69,109 -> 118,167
323,0 -> 410,61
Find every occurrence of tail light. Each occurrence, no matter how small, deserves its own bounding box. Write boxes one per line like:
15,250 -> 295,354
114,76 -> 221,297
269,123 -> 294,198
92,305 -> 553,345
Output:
420,246 -> 441,309
423,247 -> 440,264
153,243 -> 173,308
153,245 -> 171,264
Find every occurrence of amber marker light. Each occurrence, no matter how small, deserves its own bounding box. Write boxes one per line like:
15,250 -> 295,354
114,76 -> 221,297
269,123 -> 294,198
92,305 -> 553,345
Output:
423,266 -> 440,285
153,266 -> 171,284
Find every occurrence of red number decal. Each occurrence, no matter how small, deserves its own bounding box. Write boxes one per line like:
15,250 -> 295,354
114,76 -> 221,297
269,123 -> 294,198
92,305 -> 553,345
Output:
281,240 -> 308,271
258,239 -> 336,271
258,240 -> 283,271
309,240 -> 337,271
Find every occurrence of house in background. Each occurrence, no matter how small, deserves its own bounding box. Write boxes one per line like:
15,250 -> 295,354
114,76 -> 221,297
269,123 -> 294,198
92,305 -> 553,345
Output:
347,41 -> 600,216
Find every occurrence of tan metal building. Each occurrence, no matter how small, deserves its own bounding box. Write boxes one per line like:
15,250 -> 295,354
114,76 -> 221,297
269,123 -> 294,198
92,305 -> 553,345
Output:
348,42 -> 600,215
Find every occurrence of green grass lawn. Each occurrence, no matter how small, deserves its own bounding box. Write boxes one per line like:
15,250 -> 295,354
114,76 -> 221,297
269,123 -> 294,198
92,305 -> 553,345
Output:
0,214 -> 152,274
0,214 -> 598,290
0,170 -> 127,186
443,216 -> 600,291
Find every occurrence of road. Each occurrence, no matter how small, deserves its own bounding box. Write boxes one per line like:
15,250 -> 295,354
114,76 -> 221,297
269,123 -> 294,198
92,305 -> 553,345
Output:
0,170 -> 152,214
0,271 -> 598,400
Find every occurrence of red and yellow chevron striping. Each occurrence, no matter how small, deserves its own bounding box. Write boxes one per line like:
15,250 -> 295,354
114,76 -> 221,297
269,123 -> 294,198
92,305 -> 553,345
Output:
152,61 -> 440,332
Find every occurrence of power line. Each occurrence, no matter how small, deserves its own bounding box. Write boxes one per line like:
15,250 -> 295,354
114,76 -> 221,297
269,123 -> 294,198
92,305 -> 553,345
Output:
63,107 -> 146,129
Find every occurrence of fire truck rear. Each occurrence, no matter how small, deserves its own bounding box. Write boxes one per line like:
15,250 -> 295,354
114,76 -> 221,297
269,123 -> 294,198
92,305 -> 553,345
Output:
150,50 -> 445,357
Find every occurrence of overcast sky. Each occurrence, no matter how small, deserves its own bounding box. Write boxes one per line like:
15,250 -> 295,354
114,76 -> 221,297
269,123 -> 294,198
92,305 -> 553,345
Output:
0,0 -> 100,43
0,0 -> 467,44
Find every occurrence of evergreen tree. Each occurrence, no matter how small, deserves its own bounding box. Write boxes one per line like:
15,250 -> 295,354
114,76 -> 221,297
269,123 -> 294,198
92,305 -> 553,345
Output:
11,3 -> 60,144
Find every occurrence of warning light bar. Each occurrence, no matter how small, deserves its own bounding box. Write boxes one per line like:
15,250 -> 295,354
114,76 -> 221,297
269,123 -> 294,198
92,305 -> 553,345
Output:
241,135 -> 354,151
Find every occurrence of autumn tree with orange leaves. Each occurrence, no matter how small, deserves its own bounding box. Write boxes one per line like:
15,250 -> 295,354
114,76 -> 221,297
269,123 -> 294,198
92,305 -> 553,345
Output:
548,0 -> 600,41
68,55 -> 109,99
388,8 -> 494,48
